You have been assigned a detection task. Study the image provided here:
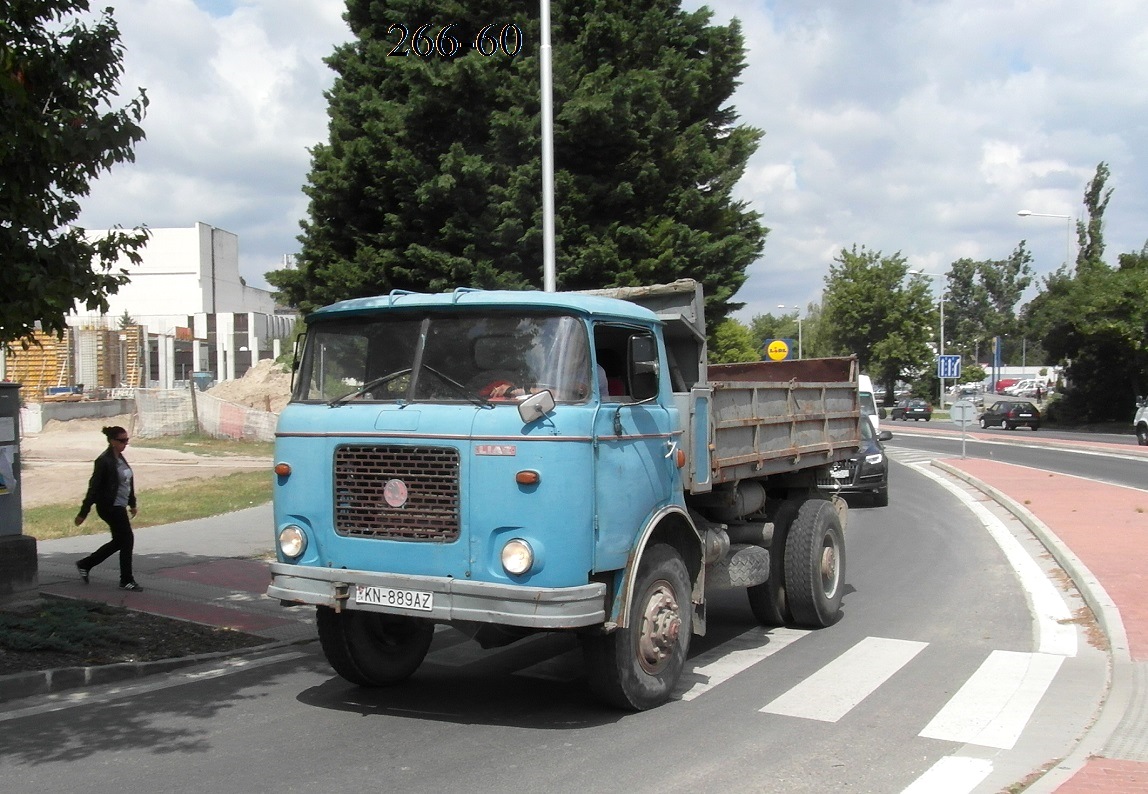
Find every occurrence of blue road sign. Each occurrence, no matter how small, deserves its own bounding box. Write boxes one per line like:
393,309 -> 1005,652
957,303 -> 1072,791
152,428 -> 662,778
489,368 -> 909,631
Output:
937,354 -> 961,379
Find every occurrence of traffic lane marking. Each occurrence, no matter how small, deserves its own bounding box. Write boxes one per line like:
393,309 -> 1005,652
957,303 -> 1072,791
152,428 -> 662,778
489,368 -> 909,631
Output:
912,463 -> 1078,657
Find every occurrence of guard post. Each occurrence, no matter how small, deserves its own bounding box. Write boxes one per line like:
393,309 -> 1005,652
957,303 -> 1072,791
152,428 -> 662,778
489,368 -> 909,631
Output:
0,382 -> 38,605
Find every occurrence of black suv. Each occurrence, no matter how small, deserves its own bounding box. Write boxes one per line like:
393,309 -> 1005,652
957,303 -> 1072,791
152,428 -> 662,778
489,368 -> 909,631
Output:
818,416 -> 892,506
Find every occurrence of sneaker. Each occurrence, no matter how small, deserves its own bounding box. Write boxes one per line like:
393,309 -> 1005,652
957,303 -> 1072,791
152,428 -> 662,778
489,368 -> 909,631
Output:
76,563 -> 90,584
119,581 -> 143,591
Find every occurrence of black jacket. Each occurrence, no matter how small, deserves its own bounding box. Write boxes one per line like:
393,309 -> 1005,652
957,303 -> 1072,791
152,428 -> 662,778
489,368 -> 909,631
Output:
78,447 -> 136,519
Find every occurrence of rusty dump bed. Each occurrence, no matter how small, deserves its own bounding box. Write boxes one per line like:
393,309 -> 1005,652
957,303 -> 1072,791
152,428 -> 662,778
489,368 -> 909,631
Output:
703,355 -> 861,484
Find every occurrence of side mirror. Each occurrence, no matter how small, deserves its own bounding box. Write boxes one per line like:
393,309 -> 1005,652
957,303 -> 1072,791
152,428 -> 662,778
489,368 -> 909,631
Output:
878,430 -> 893,442
518,389 -> 555,424
628,334 -> 659,401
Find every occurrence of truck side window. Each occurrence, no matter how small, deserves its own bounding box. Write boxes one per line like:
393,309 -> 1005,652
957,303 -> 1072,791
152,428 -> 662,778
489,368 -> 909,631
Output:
594,324 -> 657,403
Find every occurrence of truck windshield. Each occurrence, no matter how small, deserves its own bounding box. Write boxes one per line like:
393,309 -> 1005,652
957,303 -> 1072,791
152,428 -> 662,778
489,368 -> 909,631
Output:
295,313 -> 593,405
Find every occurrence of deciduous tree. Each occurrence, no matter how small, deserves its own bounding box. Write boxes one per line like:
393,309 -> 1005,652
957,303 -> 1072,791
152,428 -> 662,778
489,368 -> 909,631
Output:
1024,163 -> 1148,421
1,0 -> 148,347
821,246 -> 935,404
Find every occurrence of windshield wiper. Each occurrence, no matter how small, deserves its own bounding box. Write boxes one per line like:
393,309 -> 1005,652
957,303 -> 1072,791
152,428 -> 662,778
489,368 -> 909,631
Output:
420,366 -> 493,408
328,369 -> 412,407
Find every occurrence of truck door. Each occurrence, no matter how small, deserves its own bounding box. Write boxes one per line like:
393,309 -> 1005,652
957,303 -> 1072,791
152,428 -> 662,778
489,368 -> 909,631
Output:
591,327 -> 679,572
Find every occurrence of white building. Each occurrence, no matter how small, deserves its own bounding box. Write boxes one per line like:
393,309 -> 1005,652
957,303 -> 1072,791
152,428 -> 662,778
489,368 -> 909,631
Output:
68,222 -> 294,388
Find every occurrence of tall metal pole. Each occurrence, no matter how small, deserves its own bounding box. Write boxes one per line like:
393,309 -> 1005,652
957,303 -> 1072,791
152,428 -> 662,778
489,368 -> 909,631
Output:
938,286 -> 945,408
1065,215 -> 1073,266
540,1 -> 557,292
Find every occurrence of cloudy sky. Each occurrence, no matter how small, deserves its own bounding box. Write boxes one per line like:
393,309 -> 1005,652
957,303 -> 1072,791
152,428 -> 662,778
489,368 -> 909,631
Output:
76,0 -> 1148,321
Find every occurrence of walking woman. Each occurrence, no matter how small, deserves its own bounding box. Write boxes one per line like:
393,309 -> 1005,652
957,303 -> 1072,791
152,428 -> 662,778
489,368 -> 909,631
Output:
74,425 -> 143,591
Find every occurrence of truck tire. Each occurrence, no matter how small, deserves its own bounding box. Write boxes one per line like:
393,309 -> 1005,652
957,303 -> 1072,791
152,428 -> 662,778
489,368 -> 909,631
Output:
747,499 -> 799,626
582,544 -> 692,710
784,499 -> 846,629
316,606 -> 434,687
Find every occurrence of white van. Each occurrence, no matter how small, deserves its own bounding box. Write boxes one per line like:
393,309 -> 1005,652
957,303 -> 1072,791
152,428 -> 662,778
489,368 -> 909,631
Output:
858,374 -> 884,432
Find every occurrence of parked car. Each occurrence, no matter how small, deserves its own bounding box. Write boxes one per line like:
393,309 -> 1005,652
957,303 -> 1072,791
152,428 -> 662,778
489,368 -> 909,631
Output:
980,399 -> 1041,431
1003,378 -> 1043,397
817,415 -> 892,506
1135,397 -> 1148,446
890,397 -> 932,421
993,378 -> 1020,394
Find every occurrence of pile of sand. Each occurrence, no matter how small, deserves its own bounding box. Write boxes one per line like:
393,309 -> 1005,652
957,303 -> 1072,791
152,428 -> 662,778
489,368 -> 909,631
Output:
206,359 -> 293,413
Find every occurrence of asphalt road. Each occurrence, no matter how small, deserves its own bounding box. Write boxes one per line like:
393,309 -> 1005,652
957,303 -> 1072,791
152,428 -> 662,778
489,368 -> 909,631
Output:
0,440 -> 1116,793
886,421 -> 1148,490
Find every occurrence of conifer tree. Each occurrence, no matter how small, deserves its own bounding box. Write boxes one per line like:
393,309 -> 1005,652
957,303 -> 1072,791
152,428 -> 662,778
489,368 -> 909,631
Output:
268,0 -> 765,321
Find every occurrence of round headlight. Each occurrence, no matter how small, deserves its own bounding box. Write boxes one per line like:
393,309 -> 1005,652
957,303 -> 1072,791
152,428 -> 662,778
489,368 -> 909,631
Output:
278,525 -> 307,558
501,538 -> 534,575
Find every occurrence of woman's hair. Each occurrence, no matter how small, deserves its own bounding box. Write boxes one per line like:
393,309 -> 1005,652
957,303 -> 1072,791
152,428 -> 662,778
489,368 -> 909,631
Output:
101,426 -> 127,441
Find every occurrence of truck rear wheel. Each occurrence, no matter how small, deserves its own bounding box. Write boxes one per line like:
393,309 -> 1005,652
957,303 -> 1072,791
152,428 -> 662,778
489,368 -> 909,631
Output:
747,499 -> 799,626
582,544 -> 692,710
785,499 -> 846,628
316,606 -> 434,686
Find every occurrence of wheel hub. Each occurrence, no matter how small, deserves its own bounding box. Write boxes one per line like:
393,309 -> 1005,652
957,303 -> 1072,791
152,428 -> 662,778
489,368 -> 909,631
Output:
820,541 -> 840,597
637,581 -> 681,674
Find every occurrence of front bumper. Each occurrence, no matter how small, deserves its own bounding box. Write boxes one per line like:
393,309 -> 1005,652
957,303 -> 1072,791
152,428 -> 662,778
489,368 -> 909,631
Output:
268,563 -> 607,629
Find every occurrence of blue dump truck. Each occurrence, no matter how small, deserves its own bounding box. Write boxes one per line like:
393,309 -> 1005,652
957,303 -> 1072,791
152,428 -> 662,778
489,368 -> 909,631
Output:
268,279 -> 861,709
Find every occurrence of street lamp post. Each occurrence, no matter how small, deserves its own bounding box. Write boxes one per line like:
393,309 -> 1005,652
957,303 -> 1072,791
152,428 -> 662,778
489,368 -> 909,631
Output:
777,305 -> 802,359
1017,210 -> 1073,266
909,270 -> 945,407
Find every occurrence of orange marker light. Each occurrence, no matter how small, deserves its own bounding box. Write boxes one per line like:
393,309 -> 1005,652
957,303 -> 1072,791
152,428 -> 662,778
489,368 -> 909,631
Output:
274,462 -> 292,476
515,470 -> 541,485
675,448 -> 686,469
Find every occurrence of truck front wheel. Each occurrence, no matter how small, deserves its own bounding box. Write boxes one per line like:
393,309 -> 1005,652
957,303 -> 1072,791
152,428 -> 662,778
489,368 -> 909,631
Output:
582,544 -> 692,710
316,606 -> 434,686
785,499 -> 846,628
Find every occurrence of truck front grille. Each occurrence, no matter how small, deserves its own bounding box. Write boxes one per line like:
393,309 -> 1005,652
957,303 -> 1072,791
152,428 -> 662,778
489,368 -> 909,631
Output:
334,445 -> 460,541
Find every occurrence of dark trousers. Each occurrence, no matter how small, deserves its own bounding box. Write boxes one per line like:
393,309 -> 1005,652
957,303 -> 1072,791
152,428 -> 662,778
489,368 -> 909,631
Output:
78,504 -> 134,585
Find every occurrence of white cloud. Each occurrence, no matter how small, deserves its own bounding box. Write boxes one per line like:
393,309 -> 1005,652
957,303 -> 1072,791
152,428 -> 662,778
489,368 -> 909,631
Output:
75,0 -> 1148,320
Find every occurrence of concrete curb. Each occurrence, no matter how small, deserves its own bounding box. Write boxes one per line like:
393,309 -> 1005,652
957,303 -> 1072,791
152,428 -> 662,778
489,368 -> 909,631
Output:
932,459 -> 1134,791
0,637 -> 313,705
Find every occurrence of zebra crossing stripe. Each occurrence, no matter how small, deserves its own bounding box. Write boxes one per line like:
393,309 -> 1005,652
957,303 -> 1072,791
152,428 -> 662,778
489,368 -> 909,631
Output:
676,627 -> 807,701
918,650 -> 1064,749
901,756 -> 993,794
760,636 -> 928,722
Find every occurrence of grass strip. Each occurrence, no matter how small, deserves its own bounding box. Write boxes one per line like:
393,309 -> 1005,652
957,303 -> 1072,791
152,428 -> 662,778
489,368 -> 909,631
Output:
22,470 -> 273,541
129,433 -> 274,457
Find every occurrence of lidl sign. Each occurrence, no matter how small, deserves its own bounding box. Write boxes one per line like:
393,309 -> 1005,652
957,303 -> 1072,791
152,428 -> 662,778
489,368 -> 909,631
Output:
763,338 -> 795,361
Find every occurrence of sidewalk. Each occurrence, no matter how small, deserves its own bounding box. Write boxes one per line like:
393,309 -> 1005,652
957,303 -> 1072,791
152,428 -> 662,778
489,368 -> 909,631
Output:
6,432 -> 1148,791
0,503 -> 316,702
